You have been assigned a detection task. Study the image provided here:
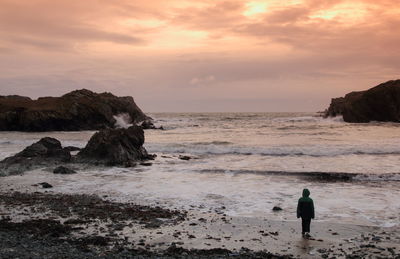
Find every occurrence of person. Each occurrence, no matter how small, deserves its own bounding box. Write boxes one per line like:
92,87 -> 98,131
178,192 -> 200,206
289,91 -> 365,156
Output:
297,188 -> 315,238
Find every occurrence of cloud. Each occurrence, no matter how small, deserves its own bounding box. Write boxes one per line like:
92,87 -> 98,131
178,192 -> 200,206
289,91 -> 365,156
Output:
189,75 -> 215,86
170,1 -> 245,30
0,0 -> 152,51
165,0 -> 400,57
0,0 -> 399,112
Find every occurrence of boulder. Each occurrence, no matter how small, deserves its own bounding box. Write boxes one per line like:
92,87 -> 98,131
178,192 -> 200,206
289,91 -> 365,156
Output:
272,206 -> 283,211
0,137 -> 71,176
63,146 -> 81,152
38,182 -> 53,188
77,125 -> 155,166
179,155 -> 191,161
324,80 -> 400,122
0,89 -> 149,131
140,120 -> 164,130
53,166 -> 77,174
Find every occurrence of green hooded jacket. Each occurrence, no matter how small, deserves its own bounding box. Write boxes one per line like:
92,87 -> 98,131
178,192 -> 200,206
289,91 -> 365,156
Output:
297,189 -> 315,219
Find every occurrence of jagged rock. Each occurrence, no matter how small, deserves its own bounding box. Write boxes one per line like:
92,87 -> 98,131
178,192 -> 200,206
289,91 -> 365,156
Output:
77,125 -> 155,166
53,166 -> 77,174
324,80 -> 400,122
63,146 -> 81,152
140,120 -> 164,130
38,182 -> 53,188
0,89 -> 149,131
179,155 -> 191,161
0,137 -> 71,176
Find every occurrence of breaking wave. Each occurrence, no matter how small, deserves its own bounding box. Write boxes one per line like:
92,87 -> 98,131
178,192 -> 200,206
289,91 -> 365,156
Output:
145,143 -> 400,157
197,169 -> 400,181
113,113 -> 133,128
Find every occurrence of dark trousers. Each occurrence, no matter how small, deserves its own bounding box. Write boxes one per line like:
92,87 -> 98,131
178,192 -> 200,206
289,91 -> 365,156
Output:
301,218 -> 311,233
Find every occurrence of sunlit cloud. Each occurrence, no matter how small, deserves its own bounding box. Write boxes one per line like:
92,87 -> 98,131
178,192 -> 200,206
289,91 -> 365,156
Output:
190,75 -> 215,86
0,0 -> 399,111
243,1 -> 269,17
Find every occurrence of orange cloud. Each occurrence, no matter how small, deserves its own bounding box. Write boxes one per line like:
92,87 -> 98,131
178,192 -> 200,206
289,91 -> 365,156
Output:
0,0 -> 399,111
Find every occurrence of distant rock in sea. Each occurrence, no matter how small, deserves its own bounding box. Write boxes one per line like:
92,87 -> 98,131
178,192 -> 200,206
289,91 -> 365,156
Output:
77,125 -> 155,167
0,89 -> 152,131
324,80 -> 400,122
0,137 -> 71,176
0,126 -> 155,176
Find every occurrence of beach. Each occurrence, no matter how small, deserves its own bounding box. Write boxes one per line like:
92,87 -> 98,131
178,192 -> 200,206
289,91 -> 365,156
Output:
0,187 -> 399,258
3,0 -> 400,256
1,112 -> 400,258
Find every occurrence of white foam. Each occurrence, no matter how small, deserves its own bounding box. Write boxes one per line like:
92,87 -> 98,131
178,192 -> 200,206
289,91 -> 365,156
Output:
145,142 -> 400,158
1,112 -> 400,228
8,167 -> 397,227
113,113 -> 133,128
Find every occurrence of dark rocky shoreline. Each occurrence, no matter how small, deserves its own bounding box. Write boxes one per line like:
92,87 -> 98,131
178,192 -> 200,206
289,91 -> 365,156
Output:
0,125 -> 155,176
1,190 -> 399,258
0,89 -> 163,132
0,192 -> 291,259
324,79 -> 400,123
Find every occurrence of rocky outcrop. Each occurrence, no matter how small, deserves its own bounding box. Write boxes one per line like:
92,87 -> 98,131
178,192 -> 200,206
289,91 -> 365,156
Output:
0,137 -> 71,176
77,125 -> 155,167
324,80 -> 400,122
0,126 -> 154,176
0,89 -> 149,131
139,120 -> 164,130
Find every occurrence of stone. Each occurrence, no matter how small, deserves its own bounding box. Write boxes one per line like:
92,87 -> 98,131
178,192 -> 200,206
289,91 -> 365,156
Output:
39,182 -> 53,188
324,80 -> 400,122
272,206 -> 283,211
0,137 -> 71,176
0,89 -> 149,131
53,166 -> 77,175
140,120 -> 164,130
63,146 -> 81,152
77,126 -> 155,166
179,155 -> 191,161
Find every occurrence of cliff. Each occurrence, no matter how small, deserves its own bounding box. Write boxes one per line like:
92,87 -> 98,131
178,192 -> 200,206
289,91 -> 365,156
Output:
324,80 -> 400,122
0,89 -> 149,131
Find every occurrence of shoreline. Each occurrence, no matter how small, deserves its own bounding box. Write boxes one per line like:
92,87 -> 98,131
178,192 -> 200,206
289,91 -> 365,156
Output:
1,182 -> 399,258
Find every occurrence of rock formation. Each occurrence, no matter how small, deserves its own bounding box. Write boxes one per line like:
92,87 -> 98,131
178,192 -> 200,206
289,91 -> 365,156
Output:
0,137 -> 71,176
0,126 -> 155,176
324,80 -> 400,122
139,120 -> 164,130
77,125 -> 155,166
0,89 -> 150,131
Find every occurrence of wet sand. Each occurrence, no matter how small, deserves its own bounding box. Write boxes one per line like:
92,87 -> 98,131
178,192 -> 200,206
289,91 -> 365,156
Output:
1,179 -> 399,259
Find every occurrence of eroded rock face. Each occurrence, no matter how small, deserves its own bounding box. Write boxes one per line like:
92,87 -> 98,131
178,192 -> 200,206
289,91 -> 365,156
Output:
0,89 -> 149,131
0,137 -> 71,176
77,125 -> 155,166
324,80 -> 400,122
0,126 -> 155,176
139,120 -> 164,130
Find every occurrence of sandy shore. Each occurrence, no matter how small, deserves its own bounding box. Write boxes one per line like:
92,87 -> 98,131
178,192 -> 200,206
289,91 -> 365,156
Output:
1,178 -> 399,258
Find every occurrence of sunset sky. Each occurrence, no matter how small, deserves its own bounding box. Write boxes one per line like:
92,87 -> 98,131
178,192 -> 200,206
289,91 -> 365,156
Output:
0,0 -> 399,112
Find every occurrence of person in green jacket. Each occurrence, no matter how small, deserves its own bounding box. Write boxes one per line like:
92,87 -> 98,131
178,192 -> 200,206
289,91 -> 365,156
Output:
297,188 -> 315,238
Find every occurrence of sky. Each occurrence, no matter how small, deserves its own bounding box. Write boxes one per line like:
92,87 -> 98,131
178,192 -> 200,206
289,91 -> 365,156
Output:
0,0 -> 399,112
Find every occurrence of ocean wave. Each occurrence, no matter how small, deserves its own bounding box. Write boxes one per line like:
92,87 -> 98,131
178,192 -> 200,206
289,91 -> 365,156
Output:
192,141 -> 232,145
272,115 -> 344,124
197,169 -> 400,181
145,143 -> 400,157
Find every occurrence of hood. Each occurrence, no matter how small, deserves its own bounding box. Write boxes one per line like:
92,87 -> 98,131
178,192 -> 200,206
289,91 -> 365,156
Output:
302,189 -> 310,198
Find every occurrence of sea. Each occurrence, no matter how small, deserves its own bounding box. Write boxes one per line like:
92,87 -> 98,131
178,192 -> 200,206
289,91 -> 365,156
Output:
1,112 -> 399,227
